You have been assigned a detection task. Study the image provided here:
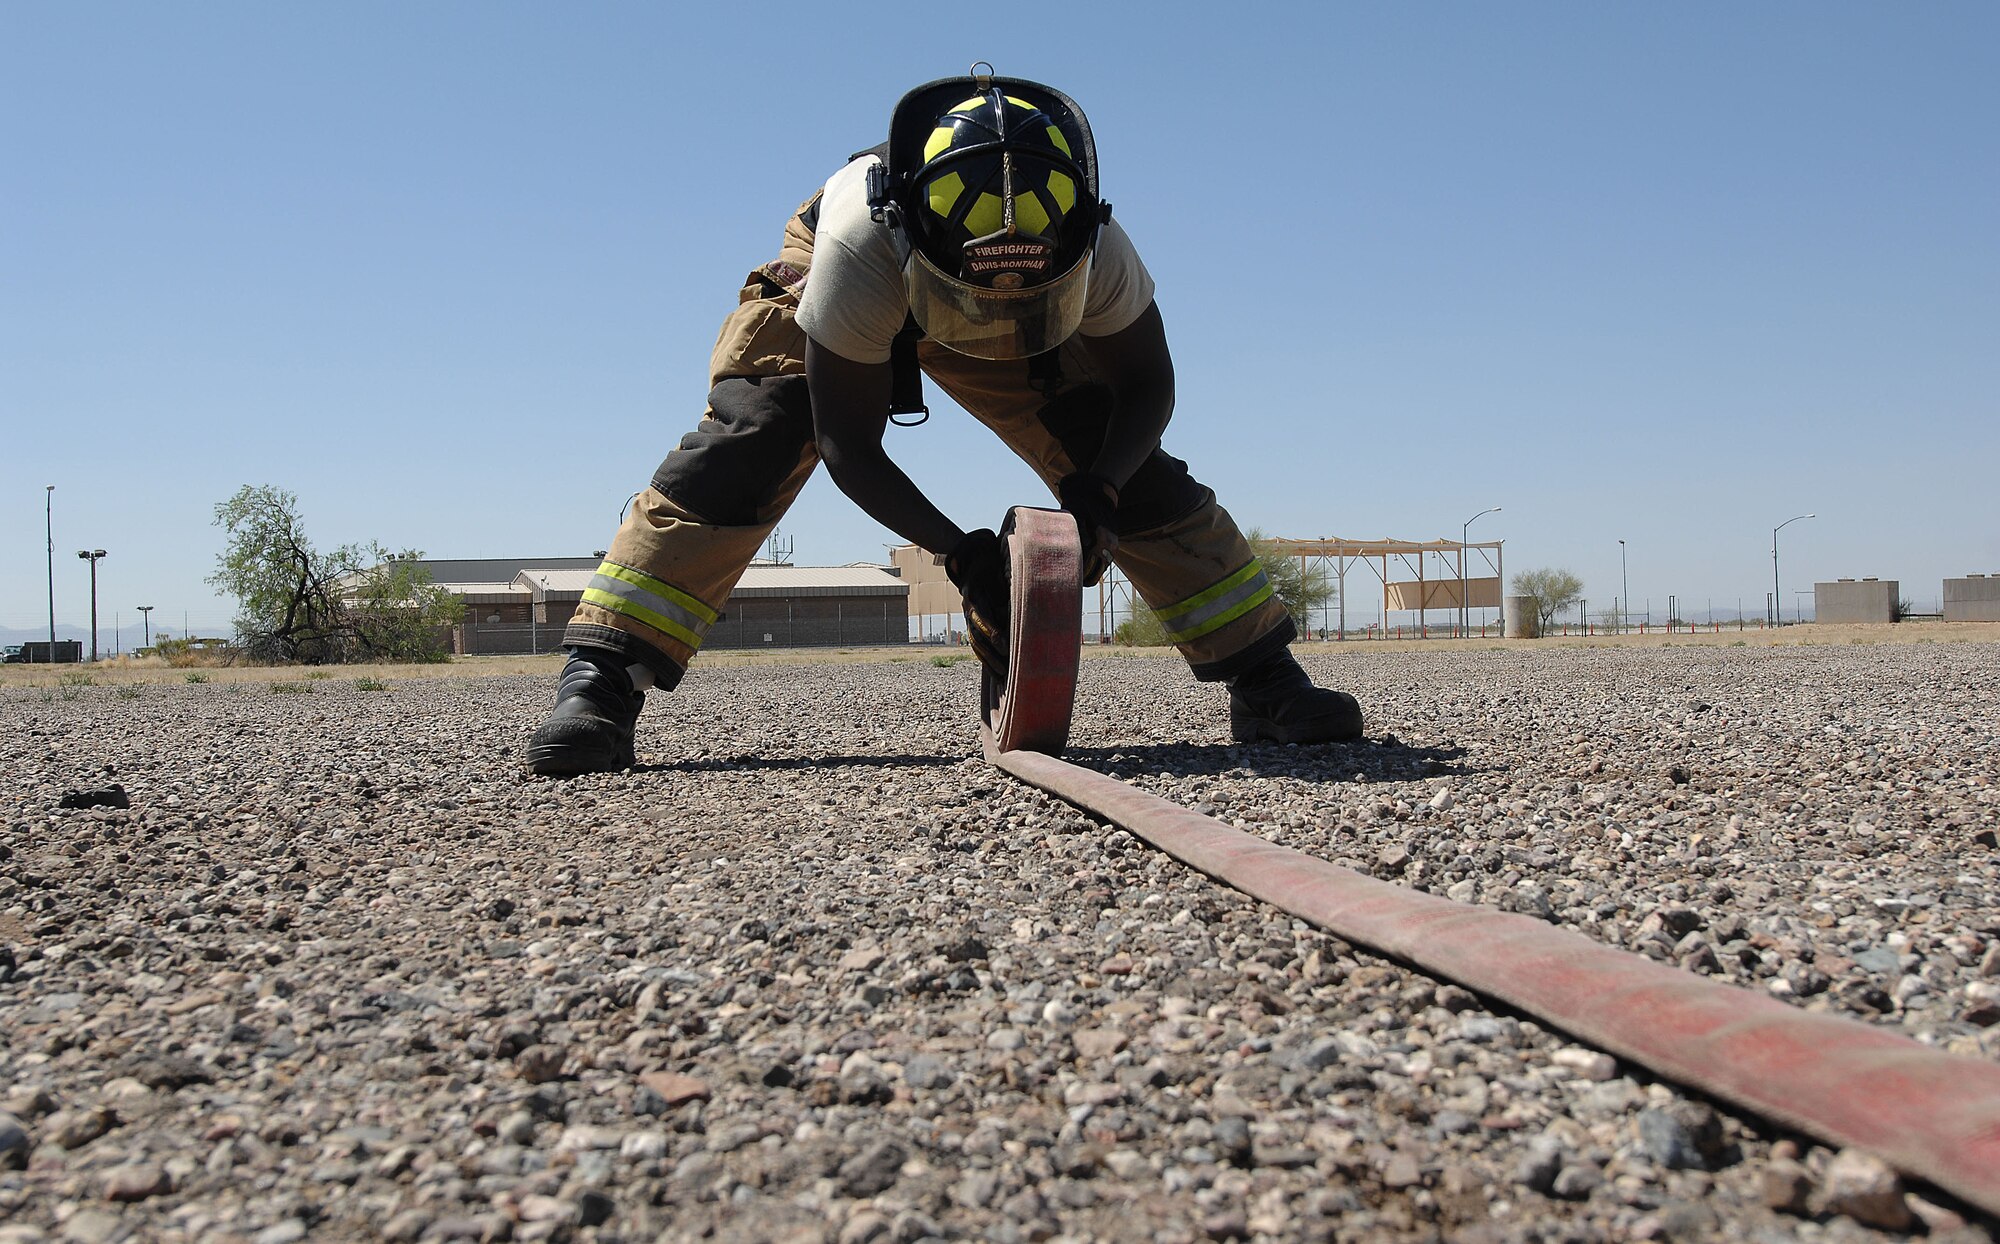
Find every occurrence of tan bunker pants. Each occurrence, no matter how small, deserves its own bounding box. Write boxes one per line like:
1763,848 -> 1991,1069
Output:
564,204 -> 1296,690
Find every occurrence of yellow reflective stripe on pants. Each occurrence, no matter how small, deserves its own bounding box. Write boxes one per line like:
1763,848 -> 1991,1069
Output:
580,562 -> 718,652
1156,561 -> 1275,643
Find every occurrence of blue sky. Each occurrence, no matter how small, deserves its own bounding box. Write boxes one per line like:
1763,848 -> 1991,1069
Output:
5,2 -> 1996,641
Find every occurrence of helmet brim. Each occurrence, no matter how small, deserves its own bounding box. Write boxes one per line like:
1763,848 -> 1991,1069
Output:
905,246 -> 1092,361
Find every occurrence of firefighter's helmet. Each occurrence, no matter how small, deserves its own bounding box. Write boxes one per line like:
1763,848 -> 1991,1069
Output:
876,67 -> 1105,359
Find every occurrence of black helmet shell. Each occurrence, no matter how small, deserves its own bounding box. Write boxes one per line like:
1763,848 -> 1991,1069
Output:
880,70 -> 1106,359
884,72 -> 1101,291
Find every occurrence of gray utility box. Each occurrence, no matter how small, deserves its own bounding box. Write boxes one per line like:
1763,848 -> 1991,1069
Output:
1814,579 -> 1898,624
1944,575 -> 2000,622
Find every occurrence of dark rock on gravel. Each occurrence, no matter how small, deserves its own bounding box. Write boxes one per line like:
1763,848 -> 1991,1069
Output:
119,1054 -> 212,1090
0,1112 -> 28,1168
836,1140 -> 906,1196
56,784 -> 128,809
1637,1106 -> 1705,1169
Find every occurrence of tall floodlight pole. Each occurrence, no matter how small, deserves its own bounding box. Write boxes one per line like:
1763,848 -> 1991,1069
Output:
1460,507 -> 1501,636
1772,514 -> 1815,627
45,486 -> 56,662
1619,540 -> 1628,634
77,549 -> 107,661
138,605 -> 155,649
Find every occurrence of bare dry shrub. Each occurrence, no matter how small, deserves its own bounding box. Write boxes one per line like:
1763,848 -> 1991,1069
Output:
154,637 -> 238,668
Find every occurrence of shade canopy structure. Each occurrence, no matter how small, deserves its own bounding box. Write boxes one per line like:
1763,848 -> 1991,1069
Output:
1227,536 -> 1505,637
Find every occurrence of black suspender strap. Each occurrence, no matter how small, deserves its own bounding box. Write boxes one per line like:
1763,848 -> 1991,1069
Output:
1027,348 -> 1064,395
888,316 -> 928,427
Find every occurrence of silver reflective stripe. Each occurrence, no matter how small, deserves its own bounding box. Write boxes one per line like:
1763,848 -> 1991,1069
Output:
585,572 -> 714,645
1160,569 -> 1274,641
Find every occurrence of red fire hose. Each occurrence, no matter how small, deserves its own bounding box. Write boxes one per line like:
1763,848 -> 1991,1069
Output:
979,508 -> 2000,1217
980,507 -> 1083,755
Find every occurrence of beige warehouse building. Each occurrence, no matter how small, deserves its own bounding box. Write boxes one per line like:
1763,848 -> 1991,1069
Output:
408,558 -> 910,655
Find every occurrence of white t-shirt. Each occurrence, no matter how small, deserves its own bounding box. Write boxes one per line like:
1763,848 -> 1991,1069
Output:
794,156 -> 1156,365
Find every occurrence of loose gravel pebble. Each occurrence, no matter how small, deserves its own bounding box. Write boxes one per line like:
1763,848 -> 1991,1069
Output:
2,641 -> 1997,1242
1819,1148 -> 1916,1230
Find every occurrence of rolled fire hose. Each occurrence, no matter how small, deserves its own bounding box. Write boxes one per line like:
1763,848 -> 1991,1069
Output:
978,508 -> 2000,1216
979,507 -> 1083,755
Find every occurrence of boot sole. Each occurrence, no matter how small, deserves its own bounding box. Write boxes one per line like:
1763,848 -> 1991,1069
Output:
1229,709 -> 1364,745
525,722 -> 636,777
525,745 -> 636,777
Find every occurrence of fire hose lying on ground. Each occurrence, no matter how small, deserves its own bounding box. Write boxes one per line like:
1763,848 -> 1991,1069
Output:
975,506 -> 2000,1218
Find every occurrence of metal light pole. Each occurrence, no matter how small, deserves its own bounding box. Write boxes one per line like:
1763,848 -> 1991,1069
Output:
1460,506 -> 1501,636
1772,514 -> 1815,627
45,486 -> 56,662
1618,539 -> 1628,634
138,605 -> 155,649
76,549 -> 106,662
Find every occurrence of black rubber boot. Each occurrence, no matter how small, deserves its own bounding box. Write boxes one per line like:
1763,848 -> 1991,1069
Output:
1227,649 -> 1364,743
526,651 -> 645,776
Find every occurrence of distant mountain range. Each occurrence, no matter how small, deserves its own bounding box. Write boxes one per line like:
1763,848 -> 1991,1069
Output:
0,623 -> 233,649
2,625 -> 96,646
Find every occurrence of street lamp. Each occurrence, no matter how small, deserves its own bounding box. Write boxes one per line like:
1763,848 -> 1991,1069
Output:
76,549 -> 106,662
137,605 -> 155,650
45,486 -> 56,662
1460,507 -> 1501,636
1619,540 -> 1628,634
1772,514 -> 1815,627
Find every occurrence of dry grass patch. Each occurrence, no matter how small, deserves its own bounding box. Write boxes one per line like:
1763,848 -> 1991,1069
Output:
5,624 -> 1994,692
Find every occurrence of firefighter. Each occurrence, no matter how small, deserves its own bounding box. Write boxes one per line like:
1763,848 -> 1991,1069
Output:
527,67 -> 1364,776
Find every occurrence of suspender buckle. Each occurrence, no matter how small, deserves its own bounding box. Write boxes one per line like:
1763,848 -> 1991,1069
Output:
866,162 -> 902,229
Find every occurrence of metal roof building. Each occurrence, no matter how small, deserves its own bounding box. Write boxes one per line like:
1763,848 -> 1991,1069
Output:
730,565 -> 910,597
414,558 -> 910,655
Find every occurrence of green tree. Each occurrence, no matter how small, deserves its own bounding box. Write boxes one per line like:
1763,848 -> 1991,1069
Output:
209,485 -> 463,664
346,552 -> 465,661
1510,567 -> 1584,634
1111,529 -> 1332,646
1112,607 -> 1168,646
1247,529 -> 1334,633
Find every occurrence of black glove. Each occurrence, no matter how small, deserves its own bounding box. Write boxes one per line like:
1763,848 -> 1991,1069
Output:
945,528 -> 1009,679
1056,472 -> 1120,587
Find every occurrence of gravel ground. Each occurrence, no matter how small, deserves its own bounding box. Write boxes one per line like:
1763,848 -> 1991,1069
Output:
3,641 -> 1997,1244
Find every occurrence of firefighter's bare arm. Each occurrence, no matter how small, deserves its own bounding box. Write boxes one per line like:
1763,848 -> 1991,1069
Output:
808,337 -> 1010,674
807,338 -> 967,556
1074,300 -> 1174,492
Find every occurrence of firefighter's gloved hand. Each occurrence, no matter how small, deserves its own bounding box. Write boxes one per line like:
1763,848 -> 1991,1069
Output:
1057,472 -> 1120,588
946,528 -> 1010,678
